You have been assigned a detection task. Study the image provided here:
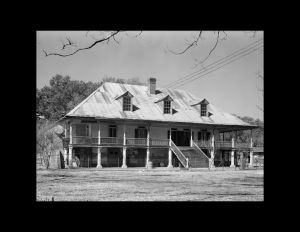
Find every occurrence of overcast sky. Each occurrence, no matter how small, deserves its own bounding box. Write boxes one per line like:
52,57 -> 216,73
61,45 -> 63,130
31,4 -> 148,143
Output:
37,31 -> 264,121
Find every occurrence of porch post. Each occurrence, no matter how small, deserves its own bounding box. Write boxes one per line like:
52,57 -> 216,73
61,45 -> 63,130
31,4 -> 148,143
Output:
230,129 -> 235,167
98,121 -> 101,145
249,129 -> 253,167
70,123 -> 73,145
97,147 -> 102,168
64,125 -> 67,138
68,145 -> 73,168
64,148 -> 67,163
122,147 -> 127,168
190,127 -> 193,147
123,122 -> 126,146
146,124 -> 150,167
210,132 -> 215,168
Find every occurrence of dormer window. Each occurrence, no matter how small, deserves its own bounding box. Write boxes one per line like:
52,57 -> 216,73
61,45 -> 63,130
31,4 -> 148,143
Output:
201,104 -> 207,116
123,96 -> 132,111
164,100 -> 171,114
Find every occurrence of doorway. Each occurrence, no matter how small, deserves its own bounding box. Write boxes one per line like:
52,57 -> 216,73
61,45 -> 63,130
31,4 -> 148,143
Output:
168,129 -> 193,146
107,148 -> 122,167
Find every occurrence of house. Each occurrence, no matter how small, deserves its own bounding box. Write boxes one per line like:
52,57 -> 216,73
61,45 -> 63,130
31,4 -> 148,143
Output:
57,78 -> 259,169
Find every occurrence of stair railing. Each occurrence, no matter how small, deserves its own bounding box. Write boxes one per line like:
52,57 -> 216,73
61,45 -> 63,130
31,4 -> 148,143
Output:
192,141 -> 214,170
170,140 -> 188,168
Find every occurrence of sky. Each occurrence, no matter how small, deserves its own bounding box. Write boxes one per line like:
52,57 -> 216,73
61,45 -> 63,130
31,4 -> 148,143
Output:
37,31 -> 264,121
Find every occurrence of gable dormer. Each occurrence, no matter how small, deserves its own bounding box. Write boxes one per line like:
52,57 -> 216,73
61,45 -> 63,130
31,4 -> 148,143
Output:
155,95 -> 174,114
115,91 -> 134,112
190,99 -> 209,117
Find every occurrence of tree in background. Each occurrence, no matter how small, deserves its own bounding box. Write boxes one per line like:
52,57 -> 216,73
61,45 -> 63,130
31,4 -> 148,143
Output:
36,75 -> 147,122
220,114 -> 263,147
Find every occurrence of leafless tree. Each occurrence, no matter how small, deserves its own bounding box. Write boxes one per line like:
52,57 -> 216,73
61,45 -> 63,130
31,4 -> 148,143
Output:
36,121 -> 64,169
256,70 -> 264,112
43,31 -> 142,57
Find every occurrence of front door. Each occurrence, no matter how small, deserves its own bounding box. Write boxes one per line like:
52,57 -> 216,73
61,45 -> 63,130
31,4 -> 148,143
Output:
107,148 -> 122,167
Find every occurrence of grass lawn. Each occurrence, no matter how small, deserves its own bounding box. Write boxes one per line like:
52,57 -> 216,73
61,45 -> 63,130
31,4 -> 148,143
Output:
36,165 -> 263,201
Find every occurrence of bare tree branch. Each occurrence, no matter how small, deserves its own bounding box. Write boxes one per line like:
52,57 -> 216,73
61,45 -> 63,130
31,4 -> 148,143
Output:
125,31 -> 142,38
43,31 -> 123,57
244,31 -> 257,38
166,31 -> 203,55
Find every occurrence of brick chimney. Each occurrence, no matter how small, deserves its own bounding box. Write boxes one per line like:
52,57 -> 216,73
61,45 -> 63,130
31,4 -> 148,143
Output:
148,77 -> 156,94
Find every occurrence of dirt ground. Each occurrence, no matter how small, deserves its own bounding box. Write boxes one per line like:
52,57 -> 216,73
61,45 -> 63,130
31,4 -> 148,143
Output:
36,165 -> 263,201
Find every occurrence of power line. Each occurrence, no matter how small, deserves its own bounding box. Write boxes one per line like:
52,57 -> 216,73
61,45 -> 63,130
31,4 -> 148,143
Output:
164,39 -> 263,88
170,45 -> 263,89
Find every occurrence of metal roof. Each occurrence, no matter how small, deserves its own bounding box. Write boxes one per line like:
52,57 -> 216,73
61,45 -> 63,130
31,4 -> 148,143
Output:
66,82 -> 256,128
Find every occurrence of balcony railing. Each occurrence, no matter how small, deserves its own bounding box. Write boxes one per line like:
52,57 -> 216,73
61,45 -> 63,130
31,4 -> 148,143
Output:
101,137 -> 124,145
72,136 -> 98,144
150,139 -> 170,147
214,141 -> 232,148
235,142 -> 251,149
193,140 -> 212,148
126,138 -> 147,146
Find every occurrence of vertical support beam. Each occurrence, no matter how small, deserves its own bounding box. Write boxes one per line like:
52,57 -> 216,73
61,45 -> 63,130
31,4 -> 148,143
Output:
210,130 -> 215,168
70,123 -> 73,145
64,125 -> 67,138
169,126 -> 172,146
190,127 -> 193,147
230,129 -> 235,167
64,148 -> 67,163
168,149 -> 173,168
146,123 -> 150,167
122,147 -> 127,168
98,121 -> 101,145
68,145 -> 73,168
123,122 -> 126,145
97,147 -> 102,168
249,129 -> 253,167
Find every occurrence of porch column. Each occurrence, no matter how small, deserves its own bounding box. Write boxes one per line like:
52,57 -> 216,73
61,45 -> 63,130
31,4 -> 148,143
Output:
97,147 -> 102,168
146,124 -> 150,167
167,149 -> 173,168
64,148 -> 67,163
69,145 -> 73,168
123,122 -> 126,146
122,147 -> 127,168
230,130 -> 235,167
98,121 -> 101,145
210,133 -> 215,168
249,129 -> 253,167
146,148 -> 150,168
190,127 -> 193,147
64,126 -> 67,138
70,123 -> 73,145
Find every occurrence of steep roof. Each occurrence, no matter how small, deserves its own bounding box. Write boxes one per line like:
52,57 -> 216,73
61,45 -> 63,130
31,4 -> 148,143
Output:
66,82 -> 255,128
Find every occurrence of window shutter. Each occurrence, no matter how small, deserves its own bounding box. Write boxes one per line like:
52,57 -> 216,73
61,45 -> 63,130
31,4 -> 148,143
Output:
207,132 -> 211,141
135,129 -> 139,138
192,131 -> 194,139
167,130 -> 170,139
144,129 -> 148,138
76,124 -> 86,136
198,132 -> 200,141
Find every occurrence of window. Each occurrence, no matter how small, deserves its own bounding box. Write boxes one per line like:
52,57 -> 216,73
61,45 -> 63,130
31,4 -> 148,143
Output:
75,124 -> 89,136
201,104 -> 207,116
164,100 -> 171,114
109,125 -> 117,137
123,96 -> 131,111
198,131 -> 210,141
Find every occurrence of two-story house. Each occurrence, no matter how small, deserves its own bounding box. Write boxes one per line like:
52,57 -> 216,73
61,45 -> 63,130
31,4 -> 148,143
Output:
58,78 -> 258,169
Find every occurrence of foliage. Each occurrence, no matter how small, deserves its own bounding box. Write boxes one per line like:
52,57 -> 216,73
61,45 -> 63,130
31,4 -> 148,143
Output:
220,114 -> 263,147
36,75 -> 146,121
